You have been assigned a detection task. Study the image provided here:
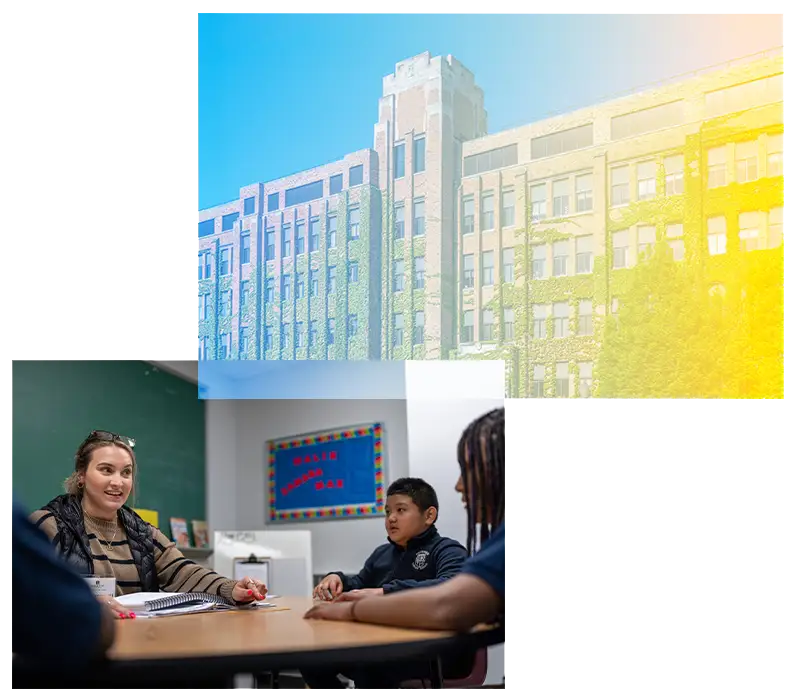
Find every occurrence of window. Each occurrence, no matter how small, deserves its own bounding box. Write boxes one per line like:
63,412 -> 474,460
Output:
667,223 -> 685,261
533,304 -> 548,339
611,297 -> 620,317
613,230 -> 629,269
532,365 -> 545,398
768,134 -> 783,177
413,256 -> 425,289
198,293 -> 210,321
281,274 -> 291,301
310,269 -> 319,297
637,225 -> 656,261
348,207 -> 360,240
243,196 -> 255,216
463,196 -> 475,234
310,218 -> 320,252
464,143 -> 517,176
282,224 -> 291,257
198,250 -> 212,280
239,231 -> 251,264
413,199 -> 425,236
393,260 -> 405,292
611,166 -> 630,206
578,300 -> 593,336
481,192 -> 494,231
530,183 -> 546,221
708,147 -> 727,188
296,273 -> 305,299
285,180 -> 323,208
664,155 -> 684,195
349,164 -> 363,187
503,308 -> 514,339
611,101 -> 684,140
347,314 -> 358,338
327,215 -> 337,248
553,302 -> 570,338
531,124 -> 592,159
241,280 -> 250,307
392,313 -> 404,348
463,254 -> 475,289
265,277 -> 275,303
219,247 -> 232,276
637,161 -> 656,200
327,266 -> 337,294
578,362 -> 593,398
281,324 -> 290,350
576,173 -> 593,212
735,141 -> 758,183
310,320 -> 319,346
330,174 -> 343,195
707,216 -> 727,255
768,207 -> 783,248
394,143 -> 405,179
555,362 -> 569,397
532,244 -> 546,279
481,309 -> 495,341
501,188 -> 515,227
267,192 -> 279,211
348,261 -> 358,284
394,203 -> 405,239
482,251 -> 494,286
738,211 -> 762,251
462,310 -> 475,343
198,336 -> 209,361
327,319 -> 335,345
222,212 -> 239,232
553,179 -> 570,217
295,220 -> 306,254
265,228 -> 275,260
413,312 -> 424,345
296,322 -> 306,348
502,247 -> 514,283
553,240 -> 569,277
413,136 -> 425,174
265,326 -> 274,351
198,218 -> 215,237
219,332 -> 231,360
705,74 -> 783,118
576,236 -> 593,274
239,327 -> 250,359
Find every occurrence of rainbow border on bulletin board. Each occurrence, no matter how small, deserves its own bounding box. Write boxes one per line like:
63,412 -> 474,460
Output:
266,422 -> 384,521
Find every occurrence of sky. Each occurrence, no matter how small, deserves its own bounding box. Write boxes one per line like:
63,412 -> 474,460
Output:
198,13 -> 782,210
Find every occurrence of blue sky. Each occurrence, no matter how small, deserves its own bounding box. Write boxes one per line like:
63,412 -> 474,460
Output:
199,14 -> 782,210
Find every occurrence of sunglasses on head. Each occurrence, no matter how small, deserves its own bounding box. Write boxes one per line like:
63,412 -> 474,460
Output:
85,430 -> 136,449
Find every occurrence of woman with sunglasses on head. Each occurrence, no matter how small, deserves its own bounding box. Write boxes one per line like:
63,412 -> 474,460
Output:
31,430 -> 268,619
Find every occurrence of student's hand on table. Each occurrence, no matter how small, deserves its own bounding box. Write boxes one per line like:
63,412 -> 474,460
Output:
304,601 -> 355,622
336,588 -> 384,601
232,576 -> 268,602
98,595 -> 136,619
313,573 -> 344,600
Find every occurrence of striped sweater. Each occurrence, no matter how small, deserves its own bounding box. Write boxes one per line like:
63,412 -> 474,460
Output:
31,509 -> 237,601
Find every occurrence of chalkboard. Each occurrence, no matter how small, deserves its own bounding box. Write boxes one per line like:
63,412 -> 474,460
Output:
12,361 -> 206,526
267,423 -> 385,521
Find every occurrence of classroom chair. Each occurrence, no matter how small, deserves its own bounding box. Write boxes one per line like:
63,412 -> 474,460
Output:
400,647 -> 488,689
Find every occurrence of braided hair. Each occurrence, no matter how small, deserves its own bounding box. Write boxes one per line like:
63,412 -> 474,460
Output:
457,407 -> 505,555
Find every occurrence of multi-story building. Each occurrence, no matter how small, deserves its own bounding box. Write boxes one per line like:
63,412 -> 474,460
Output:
199,48 -> 783,396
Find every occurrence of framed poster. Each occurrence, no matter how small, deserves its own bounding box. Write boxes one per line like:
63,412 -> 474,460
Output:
267,422 -> 385,521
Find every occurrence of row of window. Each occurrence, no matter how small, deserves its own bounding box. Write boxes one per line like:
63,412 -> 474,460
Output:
706,135 -> 782,188
392,199 -> 426,239
393,136 -> 426,179
530,362 -> 594,398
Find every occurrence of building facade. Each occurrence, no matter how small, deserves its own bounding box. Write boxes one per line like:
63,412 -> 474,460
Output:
199,48 -> 783,396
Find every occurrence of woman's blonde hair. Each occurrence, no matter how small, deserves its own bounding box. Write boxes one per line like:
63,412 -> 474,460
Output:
64,437 -> 138,505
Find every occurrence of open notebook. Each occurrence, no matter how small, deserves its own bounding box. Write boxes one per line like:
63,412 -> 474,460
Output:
115,592 -> 276,617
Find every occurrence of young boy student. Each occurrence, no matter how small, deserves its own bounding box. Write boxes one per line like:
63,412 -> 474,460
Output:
302,477 -> 468,688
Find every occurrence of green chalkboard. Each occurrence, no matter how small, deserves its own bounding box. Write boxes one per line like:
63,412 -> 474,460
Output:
13,361 -> 206,528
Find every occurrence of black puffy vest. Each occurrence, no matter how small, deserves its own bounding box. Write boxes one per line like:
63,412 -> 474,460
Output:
41,494 -> 158,592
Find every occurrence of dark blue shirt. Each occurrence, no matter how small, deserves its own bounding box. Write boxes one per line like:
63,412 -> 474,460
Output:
330,525 -> 467,594
461,523 -> 504,597
12,498 -> 105,668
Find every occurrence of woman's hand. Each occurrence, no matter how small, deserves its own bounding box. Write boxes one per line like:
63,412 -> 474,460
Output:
97,594 -> 136,619
304,601 -> 356,622
232,576 -> 267,603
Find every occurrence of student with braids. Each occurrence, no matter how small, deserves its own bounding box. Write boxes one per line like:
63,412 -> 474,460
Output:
305,407 -> 504,633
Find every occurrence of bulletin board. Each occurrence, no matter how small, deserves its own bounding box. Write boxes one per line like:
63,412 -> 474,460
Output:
267,423 -> 385,521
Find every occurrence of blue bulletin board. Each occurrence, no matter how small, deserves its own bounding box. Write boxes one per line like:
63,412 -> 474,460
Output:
267,423 -> 385,521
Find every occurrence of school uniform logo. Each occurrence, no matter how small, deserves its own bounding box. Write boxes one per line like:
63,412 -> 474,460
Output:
412,550 -> 430,570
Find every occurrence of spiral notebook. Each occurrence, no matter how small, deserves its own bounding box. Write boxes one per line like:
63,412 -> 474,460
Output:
115,591 -> 275,617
